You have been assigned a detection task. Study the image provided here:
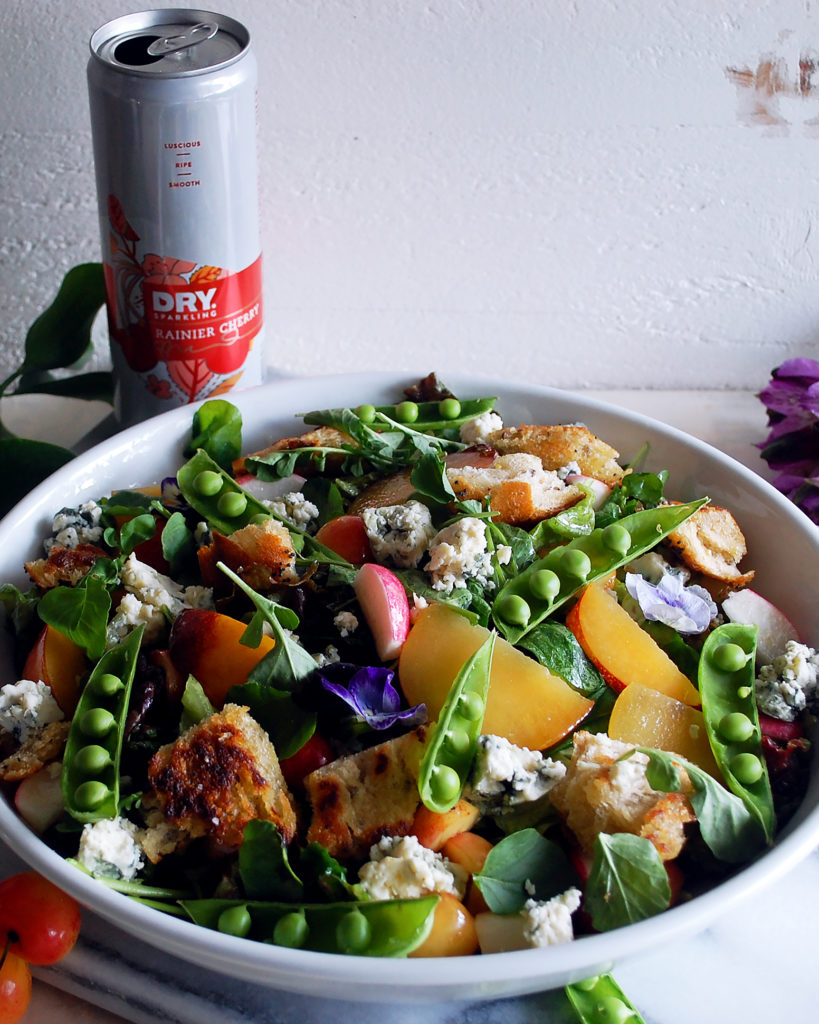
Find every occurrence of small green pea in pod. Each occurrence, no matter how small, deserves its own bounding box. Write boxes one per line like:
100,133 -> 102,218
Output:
493,498 -> 709,644
304,396 -> 498,436
417,632 -> 496,814
62,623 -> 145,823
699,621 -> 775,844
176,449 -> 274,536
565,973 -> 647,1024
180,895 -> 440,957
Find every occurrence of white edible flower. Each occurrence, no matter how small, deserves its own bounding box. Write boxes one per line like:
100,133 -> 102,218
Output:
358,835 -> 467,901
459,411 -> 503,446
361,500 -> 436,568
521,887 -> 583,947
77,817 -> 144,881
755,640 -> 819,722
426,517 -> 492,592
0,679 -> 64,744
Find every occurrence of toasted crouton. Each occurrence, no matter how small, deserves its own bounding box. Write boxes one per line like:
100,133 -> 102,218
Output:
147,703 -> 297,848
0,721 -> 70,782
233,425 -> 352,477
549,731 -> 693,861
665,505 -> 754,588
25,544 -> 107,590
198,517 -> 298,590
487,425 -> 625,487
304,727 -> 427,860
446,453 -> 584,525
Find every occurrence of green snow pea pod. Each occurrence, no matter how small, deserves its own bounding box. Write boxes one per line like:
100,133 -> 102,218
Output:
180,896 -> 440,957
304,396 -> 497,435
565,974 -> 646,1023
699,622 -> 775,843
418,632 -> 496,813
493,498 -> 708,643
62,624 -> 145,823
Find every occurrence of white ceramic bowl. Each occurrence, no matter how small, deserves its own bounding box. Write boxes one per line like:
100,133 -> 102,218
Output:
0,372 -> 817,1004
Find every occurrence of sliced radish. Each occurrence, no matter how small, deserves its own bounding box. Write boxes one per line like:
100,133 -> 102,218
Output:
722,588 -> 801,663
565,474 -> 612,510
353,563 -> 411,661
15,762 -> 65,834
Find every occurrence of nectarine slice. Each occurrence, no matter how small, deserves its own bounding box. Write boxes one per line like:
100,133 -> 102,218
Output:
169,608 -> 275,707
410,798 -> 480,852
22,624 -> 86,716
566,580 -> 701,706
398,603 -> 592,749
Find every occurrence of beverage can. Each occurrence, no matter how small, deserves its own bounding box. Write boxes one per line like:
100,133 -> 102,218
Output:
87,9 -> 263,426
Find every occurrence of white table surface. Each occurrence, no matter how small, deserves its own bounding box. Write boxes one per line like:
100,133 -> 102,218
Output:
2,386 -> 817,1024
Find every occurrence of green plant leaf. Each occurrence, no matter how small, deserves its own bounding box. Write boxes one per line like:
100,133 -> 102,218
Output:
0,437 -> 76,516
20,263 -> 106,376
37,574 -> 111,661
473,827 -> 578,914
239,820 -> 304,901
185,399 -> 243,471
584,832 -> 671,931
14,370 -> 114,405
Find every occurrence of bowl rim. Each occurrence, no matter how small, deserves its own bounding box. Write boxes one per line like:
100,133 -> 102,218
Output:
1,370 -> 817,1001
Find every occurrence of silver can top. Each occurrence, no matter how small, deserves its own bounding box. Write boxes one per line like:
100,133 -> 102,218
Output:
89,8 -> 249,77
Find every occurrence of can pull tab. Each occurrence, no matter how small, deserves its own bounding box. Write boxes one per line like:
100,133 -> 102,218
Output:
147,22 -> 218,57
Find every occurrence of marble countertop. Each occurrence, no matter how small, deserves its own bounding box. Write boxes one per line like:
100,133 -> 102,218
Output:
2,386 -> 816,1024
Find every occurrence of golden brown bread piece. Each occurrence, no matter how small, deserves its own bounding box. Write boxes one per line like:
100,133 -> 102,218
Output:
304,727 -> 428,860
25,544 -> 107,589
487,424 -> 625,487
446,453 -> 584,525
147,703 -> 297,849
233,425 -> 351,477
197,517 -> 298,590
549,731 -> 693,862
665,505 -> 754,589
0,721 -> 70,781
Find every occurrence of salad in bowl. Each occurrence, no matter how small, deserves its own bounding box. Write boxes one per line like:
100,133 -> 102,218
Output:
0,372 -> 815,1000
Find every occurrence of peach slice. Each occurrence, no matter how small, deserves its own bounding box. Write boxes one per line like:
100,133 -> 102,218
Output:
22,624 -> 86,716
608,683 -> 721,777
315,515 -> 373,564
566,580 -> 701,706
410,797 -> 480,852
169,608 -> 275,707
398,602 -> 593,749
352,563 -> 410,661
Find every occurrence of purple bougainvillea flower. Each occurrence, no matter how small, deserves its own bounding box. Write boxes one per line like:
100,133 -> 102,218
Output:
758,360 -> 819,524
319,663 -> 427,730
625,572 -> 717,634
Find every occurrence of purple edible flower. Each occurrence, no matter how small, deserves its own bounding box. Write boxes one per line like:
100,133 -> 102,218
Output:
758,359 -> 819,524
625,572 -> 716,634
319,663 -> 427,730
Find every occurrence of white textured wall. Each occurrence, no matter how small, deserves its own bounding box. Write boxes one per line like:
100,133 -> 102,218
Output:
2,0 -> 819,390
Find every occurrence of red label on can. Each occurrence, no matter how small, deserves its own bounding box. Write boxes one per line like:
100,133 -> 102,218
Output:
103,196 -> 262,406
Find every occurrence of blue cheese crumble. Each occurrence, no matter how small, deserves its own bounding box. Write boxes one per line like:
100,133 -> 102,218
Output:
266,491 -> 320,532
755,640 -> 819,722
107,553 -> 214,647
77,817 -> 144,880
43,500 -> 103,553
333,610 -> 359,637
459,411 -> 503,445
0,679 -> 64,744
426,517 -> 492,592
468,734 -> 567,811
522,887 -> 582,947
361,500 -> 435,568
358,835 -> 467,900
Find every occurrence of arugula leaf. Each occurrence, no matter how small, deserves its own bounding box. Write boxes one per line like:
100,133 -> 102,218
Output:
300,477 -> 345,527
595,471 -> 668,527
239,820 -> 303,901
185,399 -> 243,471
529,483 -> 596,546
160,511 -> 198,579
584,833 -> 671,931
634,747 -> 766,862
298,842 -> 363,902
516,622 -> 607,699
0,583 -> 41,636
37,574 -> 111,660
473,828 -> 578,914
179,675 -> 216,731
111,514 -> 156,557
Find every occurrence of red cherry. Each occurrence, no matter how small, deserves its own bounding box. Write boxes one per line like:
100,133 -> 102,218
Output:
0,949 -> 32,1024
0,872 -> 81,965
